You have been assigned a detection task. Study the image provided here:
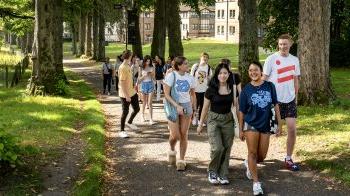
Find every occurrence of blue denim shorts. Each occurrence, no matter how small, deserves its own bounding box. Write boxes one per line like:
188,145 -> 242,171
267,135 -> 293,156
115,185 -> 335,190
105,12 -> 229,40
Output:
141,81 -> 154,94
179,102 -> 193,116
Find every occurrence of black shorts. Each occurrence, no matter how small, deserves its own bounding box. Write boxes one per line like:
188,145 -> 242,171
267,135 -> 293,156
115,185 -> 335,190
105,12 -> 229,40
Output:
279,99 -> 297,119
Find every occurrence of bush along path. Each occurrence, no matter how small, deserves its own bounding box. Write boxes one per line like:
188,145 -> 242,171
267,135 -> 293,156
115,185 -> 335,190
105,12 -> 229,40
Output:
65,61 -> 350,195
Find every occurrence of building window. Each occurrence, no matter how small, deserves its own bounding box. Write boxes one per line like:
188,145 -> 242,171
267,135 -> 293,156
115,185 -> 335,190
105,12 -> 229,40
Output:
221,26 -> 224,35
145,23 -> 150,30
217,10 -> 220,18
229,26 -> 235,35
217,26 -> 220,34
230,10 -> 235,19
221,10 -> 224,19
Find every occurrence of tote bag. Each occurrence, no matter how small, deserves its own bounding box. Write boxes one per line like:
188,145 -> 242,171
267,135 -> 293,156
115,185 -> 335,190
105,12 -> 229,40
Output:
163,72 -> 178,122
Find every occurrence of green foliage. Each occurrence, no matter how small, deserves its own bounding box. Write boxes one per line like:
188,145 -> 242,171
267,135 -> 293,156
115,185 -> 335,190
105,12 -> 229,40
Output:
330,39 -> 350,67
0,0 -> 34,36
257,0 -> 299,50
55,79 -> 69,95
0,128 -> 22,167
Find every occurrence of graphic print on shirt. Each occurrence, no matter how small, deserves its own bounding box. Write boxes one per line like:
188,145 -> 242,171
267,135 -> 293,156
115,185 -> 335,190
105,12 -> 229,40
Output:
276,59 -> 296,84
197,71 -> 206,84
251,90 -> 272,108
176,80 -> 190,92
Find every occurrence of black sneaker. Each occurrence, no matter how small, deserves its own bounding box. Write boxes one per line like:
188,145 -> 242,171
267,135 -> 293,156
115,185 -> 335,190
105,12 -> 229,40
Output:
208,170 -> 219,184
217,176 -> 230,185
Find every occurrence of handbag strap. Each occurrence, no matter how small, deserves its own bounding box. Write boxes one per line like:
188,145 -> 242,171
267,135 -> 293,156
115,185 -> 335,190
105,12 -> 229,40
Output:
171,71 -> 178,103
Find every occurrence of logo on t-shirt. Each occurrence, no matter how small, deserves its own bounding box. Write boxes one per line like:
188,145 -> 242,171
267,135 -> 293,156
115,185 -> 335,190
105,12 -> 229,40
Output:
176,80 -> 190,92
197,71 -> 206,84
251,90 -> 272,109
276,60 -> 281,65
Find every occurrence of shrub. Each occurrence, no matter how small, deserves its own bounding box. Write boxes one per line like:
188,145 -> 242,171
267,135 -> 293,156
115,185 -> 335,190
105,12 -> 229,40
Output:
0,128 -> 22,168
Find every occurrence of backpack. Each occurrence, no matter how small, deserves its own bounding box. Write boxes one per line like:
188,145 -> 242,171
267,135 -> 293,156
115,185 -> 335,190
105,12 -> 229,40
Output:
192,63 -> 211,77
104,63 -> 112,75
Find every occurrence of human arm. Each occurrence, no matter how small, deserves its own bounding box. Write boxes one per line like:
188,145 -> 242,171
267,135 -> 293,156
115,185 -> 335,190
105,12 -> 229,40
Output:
294,76 -> 299,105
164,83 -> 184,115
197,97 -> 210,135
238,111 -> 245,141
274,104 -> 282,137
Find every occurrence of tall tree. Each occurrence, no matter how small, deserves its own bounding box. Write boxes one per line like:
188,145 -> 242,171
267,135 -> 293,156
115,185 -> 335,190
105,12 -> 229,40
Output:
151,0 -> 166,58
92,0 -> 99,60
167,0 -> 183,57
97,8 -> 105,61
85,12 -> 92,56
238,0 -> 259,86
78,11 -> 86,56
132,4 -> 143,58
28,0 -> 65,95
53,0 -> 66,81
298,0 -> 335,104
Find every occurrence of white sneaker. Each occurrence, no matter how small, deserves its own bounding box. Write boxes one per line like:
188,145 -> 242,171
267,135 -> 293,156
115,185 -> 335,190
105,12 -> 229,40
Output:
149,119 -> 155,125
140,115 -> 146,123
119,131 -> 129,138
244,159 -> 252,180
192,118 -> 198,126
253,182 -> 263,195
126,123 -> 138,130
107,92 -> 111,96
156,95 -> 160,101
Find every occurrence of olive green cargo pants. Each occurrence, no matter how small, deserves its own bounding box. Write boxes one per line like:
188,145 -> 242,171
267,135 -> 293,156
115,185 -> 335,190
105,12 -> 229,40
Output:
207,111 -> 235,177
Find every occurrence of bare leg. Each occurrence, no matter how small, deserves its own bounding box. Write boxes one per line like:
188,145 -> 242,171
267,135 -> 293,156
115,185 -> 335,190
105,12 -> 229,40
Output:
179,114 -> 191,160
244,131 -> 260,182
148,92 -> 154,120
257,133 -> 271,163
168,120 -> 180,151
286,118 -> 297,157
142,93 -> 147,119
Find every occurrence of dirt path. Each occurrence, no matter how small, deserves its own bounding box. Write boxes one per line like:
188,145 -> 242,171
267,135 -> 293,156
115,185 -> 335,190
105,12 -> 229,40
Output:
65,61 -> 350,196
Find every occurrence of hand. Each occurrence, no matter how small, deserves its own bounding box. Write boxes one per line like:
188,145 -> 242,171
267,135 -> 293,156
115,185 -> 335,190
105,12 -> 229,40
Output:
176,105 -> 184,115
239,130 -> 245,141
126,97 -> 131,102
197,125 -> 203,135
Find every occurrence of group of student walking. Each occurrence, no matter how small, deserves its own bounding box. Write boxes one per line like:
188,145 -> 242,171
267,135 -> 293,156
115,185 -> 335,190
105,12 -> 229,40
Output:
112,34 -> 300,195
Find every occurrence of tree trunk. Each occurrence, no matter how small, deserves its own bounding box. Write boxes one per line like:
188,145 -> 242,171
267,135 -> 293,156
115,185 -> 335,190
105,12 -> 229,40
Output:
10,33 -> 16,45
97,12 -> 105,61
26,30 -> 33,54
52,0 -> 66,82
166,0 -> 183,57
298,0 -> 335,105
151,0 -> 166,58
238,0 -> 259,86
70,21 -> 77,55
85,13 -> 92,57
92,2 -> 99,60
79,12 -> 86,56
132,6 -> 143,58
28,0 -> 62,95
20,36 -> 26,53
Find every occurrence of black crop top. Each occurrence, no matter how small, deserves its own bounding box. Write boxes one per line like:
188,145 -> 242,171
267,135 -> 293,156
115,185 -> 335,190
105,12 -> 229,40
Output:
205,87 -> 234,114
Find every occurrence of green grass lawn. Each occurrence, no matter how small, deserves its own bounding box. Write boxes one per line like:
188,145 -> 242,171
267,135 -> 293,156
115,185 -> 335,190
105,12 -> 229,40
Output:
64,39 -> 269,67
287,68 -> 350,185
0,70 -> 105,195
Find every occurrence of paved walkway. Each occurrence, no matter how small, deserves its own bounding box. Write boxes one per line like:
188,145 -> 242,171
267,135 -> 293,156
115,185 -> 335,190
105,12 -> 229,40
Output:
65,61 -> 350,196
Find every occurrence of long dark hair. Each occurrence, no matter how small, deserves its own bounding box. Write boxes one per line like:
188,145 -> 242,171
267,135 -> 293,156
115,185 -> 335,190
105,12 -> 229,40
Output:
142,55 -> 152,69
208,63 -> 234,92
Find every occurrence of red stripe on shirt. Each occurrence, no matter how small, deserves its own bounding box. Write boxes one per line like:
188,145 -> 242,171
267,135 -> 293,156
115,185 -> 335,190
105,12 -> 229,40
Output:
277,65 -> 295,74
278,75 -> 294,83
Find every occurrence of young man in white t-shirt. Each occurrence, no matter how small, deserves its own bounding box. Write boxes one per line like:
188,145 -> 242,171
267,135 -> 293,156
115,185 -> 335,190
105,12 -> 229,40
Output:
263,34 -> 301,171
190,52 -> 212,126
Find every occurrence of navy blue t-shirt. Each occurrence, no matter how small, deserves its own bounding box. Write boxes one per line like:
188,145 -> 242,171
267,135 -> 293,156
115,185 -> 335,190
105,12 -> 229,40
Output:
239,81 -> 277,132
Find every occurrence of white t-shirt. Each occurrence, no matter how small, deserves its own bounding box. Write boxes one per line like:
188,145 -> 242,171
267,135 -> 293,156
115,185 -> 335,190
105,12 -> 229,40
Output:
164,71 -> 195,103
190,63 -> 212,93
141,66 -> 154,82
263,52 -> 301,103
